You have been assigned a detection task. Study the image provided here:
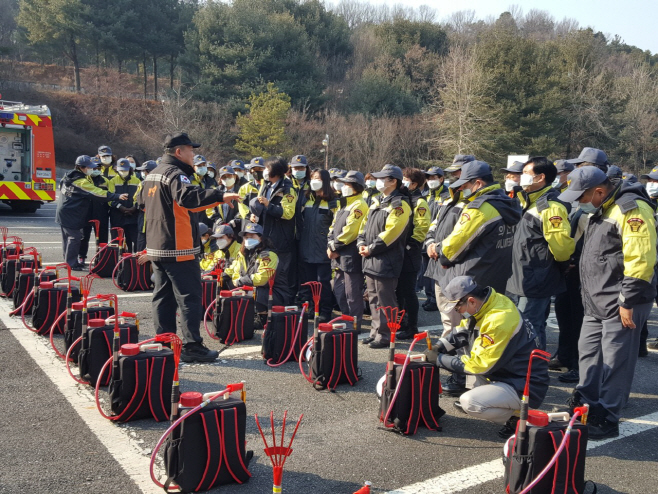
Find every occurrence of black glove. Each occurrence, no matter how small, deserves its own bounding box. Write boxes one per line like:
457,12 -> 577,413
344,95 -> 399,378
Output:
424,348 -> 438,366
434,339 -> 447,354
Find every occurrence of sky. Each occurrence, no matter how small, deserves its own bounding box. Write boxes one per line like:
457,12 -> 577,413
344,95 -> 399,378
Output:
380,0 -> 657,55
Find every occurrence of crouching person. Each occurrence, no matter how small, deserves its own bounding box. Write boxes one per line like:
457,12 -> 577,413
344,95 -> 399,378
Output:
425,276 -> 549,438
223,223 -> 279,328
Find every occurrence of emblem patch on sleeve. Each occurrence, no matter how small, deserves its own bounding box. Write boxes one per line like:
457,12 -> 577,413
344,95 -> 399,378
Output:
549,216 -> 563,228
627,218 -> 645,232
393,206 -> 404,216
460,212 -> 470,225
353,209 -> 363,219
260,256 -> 271,266
180,175 -> 191,184
417,207 -> 427,217
286,194 -> 294,203
481,334 -> 494,348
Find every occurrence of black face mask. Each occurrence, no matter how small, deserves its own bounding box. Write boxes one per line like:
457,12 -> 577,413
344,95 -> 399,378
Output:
252,171 -> 262,182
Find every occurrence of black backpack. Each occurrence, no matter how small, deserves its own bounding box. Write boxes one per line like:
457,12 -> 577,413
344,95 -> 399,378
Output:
32,282 -> 81,336
163,394 -> 253,492
90,243 -> 120,278
114,254 -> 153,291
262,306 -> 309,365
64,302 -> 115,362
308,317 -> 361,390
78,317 -> 139,387
379,359 -> 445,435
107,343 -> 175,422
13,268 -> 54,311
214,289 -> 255,344
503,421 -> 592,494
201,276 -> 217,321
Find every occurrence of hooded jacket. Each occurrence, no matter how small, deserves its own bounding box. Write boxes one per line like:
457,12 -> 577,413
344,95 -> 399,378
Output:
357,189 -> 412,278
427,183 -> 449,220
506,186 -> 575,298
580,181 -> 657,319
437,288 -> 548,408
108,173 -> 141,227
56,169 -> 121,230
438,184 -> 521,293
137,154 -> 226,262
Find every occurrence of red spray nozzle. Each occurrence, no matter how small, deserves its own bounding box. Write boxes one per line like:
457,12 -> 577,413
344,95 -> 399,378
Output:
119,311 -> 137,318
353,482 -> 372,494
226,382 -> 244,393
414,332 -> 428,341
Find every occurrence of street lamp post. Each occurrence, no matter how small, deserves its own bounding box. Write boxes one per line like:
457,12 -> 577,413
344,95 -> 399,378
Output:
322,134 -> 329,170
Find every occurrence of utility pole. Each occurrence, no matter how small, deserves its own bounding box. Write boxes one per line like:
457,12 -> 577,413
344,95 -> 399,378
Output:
322,134 -> 329,170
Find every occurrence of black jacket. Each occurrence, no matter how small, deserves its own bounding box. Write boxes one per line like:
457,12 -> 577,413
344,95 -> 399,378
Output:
56,169 -> 120,230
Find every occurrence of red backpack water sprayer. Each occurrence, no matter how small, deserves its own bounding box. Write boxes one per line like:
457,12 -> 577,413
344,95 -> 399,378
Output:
89,227 -> 124,278
263,303 -> 308,367
95,333 -> 182,422
255,410 -> 303,494
150,382 -> 253,492
111,250 -> 153,292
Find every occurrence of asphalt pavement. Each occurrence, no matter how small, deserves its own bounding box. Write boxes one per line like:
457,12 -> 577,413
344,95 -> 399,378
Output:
0,191 -> 656,494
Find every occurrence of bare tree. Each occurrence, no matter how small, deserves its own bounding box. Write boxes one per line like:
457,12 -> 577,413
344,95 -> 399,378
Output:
428,45 -> 503,163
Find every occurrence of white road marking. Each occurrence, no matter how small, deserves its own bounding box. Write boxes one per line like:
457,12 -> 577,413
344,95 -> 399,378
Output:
0,300 -> 161,493
387,411 -> 658,493
221,344 -> 262,357
117,293 -> 153,299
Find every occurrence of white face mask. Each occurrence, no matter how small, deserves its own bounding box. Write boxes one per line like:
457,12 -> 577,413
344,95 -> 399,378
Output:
100,156 -> 112,165
207,171 -> 215,179
461,187 -> 473,198
375,179 -> 387,192
366,180 -> 376,188
505,179 -> 518,192
236,171 -> 244,179
520,173 -> 535,188
118,170 -> 130,178
646,182 -> 658,197
196,166 -> 207,176
84,167 -> 94,176
551,177 -> 561,188
310,179 -> 323,191
263,169 -> 270,180
247,172 -> 254,182
128,161 -> 136,170
444,180 -> 450,187
427,180 -> 441,190
293,170 -> 306,180
91,169 -> 101,177
341,185 -> 354,197
216,237 -> 229,249
402,180 -> 411,188
331,181 -> 342,191
222,177 -> 236,188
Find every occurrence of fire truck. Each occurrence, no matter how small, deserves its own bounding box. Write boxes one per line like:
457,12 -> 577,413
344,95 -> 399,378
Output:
0,99 -> 56,213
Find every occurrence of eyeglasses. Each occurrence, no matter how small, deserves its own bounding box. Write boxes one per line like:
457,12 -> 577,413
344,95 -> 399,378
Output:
454,297 -> 468,309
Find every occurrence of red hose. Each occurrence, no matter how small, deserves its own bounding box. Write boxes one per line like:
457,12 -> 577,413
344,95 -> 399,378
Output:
49,310 -> 68,359
298,337 -> 320,384
203,299 -> 219,339
266,304 -> 307,367
65,336 -> 87,384
149,383 -> 244,490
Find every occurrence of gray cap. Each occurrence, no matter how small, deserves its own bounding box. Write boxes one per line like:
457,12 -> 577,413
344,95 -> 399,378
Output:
290,155 -> 307,166
606,165 -> 623,179
502,161 -> 525,174
218,165 -> 235,177
449,160 -> 492,189
97,145 -> 112,157
554,160 -> 574,173
75,155 -> 96,168
566,147 -> 609,167
424,166 -> 444,177
443,276 -> 478,312
371,164 -> 403,181
338,170 -> 366,187
623,173 -> 638,184
229,160 -> 245,170
115,158 -> 132,171
212,224 -> 234,238
557,166 -> 608,203
445,154 -> 476,172
239,222 -> 264,237
136,160 -> 157,172
193,155 -> 207,166
246,157 -> 264,169
199,223 -> 209,237
640,166 -> 658,181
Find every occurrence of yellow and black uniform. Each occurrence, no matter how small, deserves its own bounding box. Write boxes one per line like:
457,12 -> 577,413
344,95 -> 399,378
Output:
79,172 -> 112,260
56,167 -> 122,268
439,184 -> 521,293
435,287 -> 548,423
395,188 -> 431,335
507,186 -> 575,298
238,180 -> 260,220
200,238 -> 240,272
108,173 -> 141,252
225,247 -> 279,311
357,189 -> 412,344
328,193 -> 368,331
362,187 -> 380,207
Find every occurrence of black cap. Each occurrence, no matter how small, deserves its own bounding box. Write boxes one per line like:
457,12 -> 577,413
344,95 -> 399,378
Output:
164,132 -> 200,149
